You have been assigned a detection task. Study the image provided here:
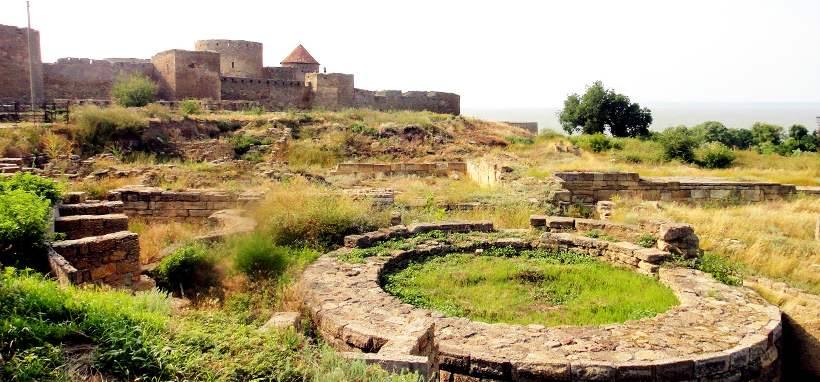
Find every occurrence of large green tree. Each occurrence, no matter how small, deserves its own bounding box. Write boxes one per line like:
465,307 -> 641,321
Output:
558,81 -> 653,137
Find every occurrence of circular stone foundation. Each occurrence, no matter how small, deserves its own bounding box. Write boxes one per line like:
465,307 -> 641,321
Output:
300,221 -> 782,382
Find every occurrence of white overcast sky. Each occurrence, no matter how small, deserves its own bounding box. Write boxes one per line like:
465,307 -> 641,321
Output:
1,0 -> 818,108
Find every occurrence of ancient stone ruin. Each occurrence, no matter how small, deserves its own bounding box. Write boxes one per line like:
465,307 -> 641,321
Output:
47,187 -> 259,291
301,220 -> 782,381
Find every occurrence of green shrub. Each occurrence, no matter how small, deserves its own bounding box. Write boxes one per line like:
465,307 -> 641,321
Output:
178,99 -> 202,116
635,233 -> 657,248
233,234 -> 290,280
585,133 -> 613,152
72,105 -> 147,155
698,142 -> 737,169
348,122 -> 379,138
0,172 -> 62,204
110,72 -> 158,107
694,252 -> 743,285
505,136 -> 535,145
157,245 -> 216,294
0,189 -> 51,269
229,133 -> 262,155
658,126 -> 697,163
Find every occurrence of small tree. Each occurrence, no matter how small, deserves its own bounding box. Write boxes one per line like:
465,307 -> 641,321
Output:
658,126 -> 697,163
750,122 -> 783,146
111,72 -> 158,107
558,81 -> 652,138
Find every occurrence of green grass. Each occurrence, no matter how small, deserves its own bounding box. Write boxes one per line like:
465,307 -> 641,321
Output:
382,250 -> 679,326
0,268 -> 419,382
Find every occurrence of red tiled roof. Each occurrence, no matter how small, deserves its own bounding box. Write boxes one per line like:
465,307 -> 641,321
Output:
281,45 -> 319,65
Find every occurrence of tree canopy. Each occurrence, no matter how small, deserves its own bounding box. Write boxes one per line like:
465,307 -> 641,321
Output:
558,81 -> 653,137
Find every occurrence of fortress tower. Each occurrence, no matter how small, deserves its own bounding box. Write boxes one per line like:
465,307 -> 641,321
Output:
194,39 -> 263,78
0,24 -> 44,103
280,45 -> 320,76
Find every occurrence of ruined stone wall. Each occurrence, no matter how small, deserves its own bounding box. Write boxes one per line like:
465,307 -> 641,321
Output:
262,66 -> 302,81
106,186 -> 244,224
466,161 -> 504,187
151,50 -> 221,101
554,172 -> 820,204
501,121 -> 537,134
43,58 -> 155,100
304,221 -> 783,382
0,24 -> 44,102
194,39 -> 263,79
220,77 -> 305,110
50,231 -> 141,287
329,162 -> 467,177
306,73 -> 355,111
353,89 -> 460,115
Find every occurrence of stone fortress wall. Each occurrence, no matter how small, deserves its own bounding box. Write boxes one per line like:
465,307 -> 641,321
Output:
0,24 -> 461,115
0,24 -> 44,102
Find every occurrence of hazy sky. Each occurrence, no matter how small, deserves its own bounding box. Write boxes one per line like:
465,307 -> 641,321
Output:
1,0 -> 818,108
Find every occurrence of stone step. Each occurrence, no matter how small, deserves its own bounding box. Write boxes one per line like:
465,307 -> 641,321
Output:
54,214 -> 129,240
50,231 -> 142,288
59,201 -> 124,216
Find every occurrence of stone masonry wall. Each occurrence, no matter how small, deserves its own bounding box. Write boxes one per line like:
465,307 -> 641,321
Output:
354,89 -> 461,115
43,59 -> 155,100
50,231 -> 142,287
303,221 -> 783,382
220,76 -> 305,111
329,162 -> 467,177
554,172 -> 820,205
106,186 -> 246,224
0,24 -> 44,103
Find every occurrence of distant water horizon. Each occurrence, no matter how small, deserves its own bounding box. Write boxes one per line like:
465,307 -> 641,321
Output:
462,103 -> 820,134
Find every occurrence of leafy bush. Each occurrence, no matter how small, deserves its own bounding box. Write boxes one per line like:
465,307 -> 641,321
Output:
178,99 -> 202,116
141,103 -> 172,121
0,172 -> 62,204
694,252 -> 742,285
586,133 -> 613,152
157,245 -> 216,294
505,136 -> 535,145
71,105 -> 147,155
658,126 -> 697,163
233,234 -> 291,280
635,233 -> 657,248
698,142 -> 737,169
0,189 -> 51,269
110,72 -> 158,107
348,122 -> 379,138
230,133 -> 262,155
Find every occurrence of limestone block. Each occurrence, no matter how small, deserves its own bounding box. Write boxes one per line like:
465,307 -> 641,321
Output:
633,248 -> 668,263
539,232 -> 575,246
511,358 -> 570,381
134,275 -> 156,292
90,263 -> 116,280
116,259 -> 141,274
654,358 -> 695,380
710,189 -> 732,199
258,312 -> 302,332
658,222 -> 695,241
438,343 -> 470,374
637,261 -> 660,275
469,353 -> 511,380
493,237 -> 530,250
570,362 -> 614,381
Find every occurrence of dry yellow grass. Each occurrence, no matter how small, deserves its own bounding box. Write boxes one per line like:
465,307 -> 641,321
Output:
129,219 -> 210,264
612,196 -> 820,293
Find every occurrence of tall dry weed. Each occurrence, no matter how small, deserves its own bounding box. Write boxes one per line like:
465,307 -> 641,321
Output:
612,196 -> 820,293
